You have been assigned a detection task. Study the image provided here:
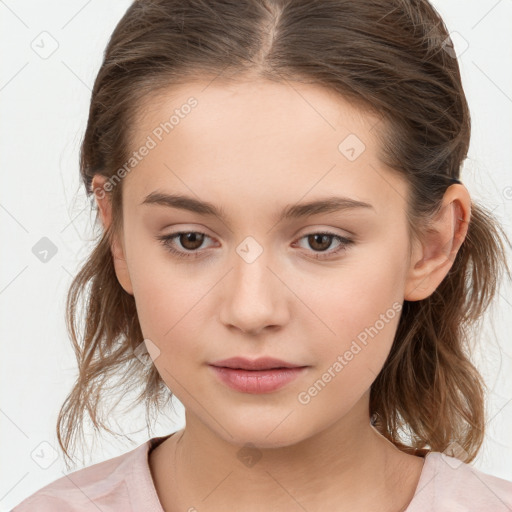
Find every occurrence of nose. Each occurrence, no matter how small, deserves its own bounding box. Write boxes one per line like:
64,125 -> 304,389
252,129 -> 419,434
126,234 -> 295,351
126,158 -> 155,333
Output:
218,250 -> 290,336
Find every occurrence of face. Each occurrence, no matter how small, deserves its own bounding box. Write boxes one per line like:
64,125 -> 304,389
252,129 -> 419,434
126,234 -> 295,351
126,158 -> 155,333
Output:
96,79 -> 420,448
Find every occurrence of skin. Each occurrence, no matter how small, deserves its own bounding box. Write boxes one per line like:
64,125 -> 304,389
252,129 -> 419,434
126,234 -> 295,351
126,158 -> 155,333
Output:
92,79 -> 471,512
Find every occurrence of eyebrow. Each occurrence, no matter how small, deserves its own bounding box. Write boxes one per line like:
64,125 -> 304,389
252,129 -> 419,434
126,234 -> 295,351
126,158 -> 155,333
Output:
140,191 -> 375,223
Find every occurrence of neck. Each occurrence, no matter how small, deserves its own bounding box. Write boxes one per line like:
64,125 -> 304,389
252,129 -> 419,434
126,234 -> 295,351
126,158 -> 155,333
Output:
151,400 -> 424,512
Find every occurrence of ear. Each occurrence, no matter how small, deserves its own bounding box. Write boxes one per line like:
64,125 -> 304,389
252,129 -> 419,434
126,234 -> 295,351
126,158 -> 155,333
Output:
91,175 -> 134,296
404,184 -> 471,301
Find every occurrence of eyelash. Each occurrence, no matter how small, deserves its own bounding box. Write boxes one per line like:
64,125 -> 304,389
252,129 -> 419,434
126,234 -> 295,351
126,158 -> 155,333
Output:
156,230 -> 354,261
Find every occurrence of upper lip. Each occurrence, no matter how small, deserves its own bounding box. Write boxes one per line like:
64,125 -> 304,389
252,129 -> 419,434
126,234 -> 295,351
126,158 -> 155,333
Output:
209,356 -> 306,371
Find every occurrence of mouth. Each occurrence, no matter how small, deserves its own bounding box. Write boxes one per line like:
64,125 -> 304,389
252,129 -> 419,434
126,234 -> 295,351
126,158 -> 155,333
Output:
208,365 -> 309,394
209,356 -> 307,371
207,356 -> 310,394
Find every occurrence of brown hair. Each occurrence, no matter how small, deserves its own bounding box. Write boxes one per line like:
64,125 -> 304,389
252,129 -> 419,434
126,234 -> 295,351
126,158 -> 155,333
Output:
57,0 -> 511,470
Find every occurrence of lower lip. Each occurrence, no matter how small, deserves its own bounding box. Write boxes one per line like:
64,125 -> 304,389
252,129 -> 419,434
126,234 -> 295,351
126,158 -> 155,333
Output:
209,365 -> 308,394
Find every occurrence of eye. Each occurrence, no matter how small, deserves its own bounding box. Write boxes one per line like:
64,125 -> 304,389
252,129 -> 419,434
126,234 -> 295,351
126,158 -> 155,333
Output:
156,230 -> 354,260
156,231 -> 215,260
293,231 -> 354,260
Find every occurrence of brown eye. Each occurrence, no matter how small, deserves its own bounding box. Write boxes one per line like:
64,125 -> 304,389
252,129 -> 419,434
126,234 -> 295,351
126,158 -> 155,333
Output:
156,231 -> 212,260
307,234 -> 333,252
156,230 -> 354,262
294,231 -> 354,260
178,232 -> 205,251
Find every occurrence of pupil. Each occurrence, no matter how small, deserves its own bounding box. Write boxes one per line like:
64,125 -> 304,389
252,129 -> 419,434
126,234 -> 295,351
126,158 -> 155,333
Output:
310,234 -> 330,251
181,232 -> 203,250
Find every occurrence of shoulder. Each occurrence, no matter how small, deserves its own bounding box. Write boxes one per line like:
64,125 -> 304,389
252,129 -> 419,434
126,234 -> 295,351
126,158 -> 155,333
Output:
11,438 -> 164,512
407,451 -> 512,512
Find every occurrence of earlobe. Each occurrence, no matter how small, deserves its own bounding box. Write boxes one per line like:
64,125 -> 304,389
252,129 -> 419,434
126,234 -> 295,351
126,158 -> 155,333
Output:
91,175 -> 134,296
110,237 -> 134,296
404,185 -> 471,302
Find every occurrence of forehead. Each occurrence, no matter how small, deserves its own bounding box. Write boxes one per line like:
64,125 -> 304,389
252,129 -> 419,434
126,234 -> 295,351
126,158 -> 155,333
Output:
123,79 -> 408,219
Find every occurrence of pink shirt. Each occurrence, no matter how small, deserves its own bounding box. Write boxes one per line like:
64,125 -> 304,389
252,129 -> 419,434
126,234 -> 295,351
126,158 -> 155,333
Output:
12,434 -> 512,511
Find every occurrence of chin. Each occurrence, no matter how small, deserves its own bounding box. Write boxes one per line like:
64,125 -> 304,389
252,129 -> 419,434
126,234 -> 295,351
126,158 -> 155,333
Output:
216,419 -> 314,451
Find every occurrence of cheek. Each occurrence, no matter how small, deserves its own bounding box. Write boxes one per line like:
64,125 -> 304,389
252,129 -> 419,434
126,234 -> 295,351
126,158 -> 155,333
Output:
127,248 -> 214,375
297,242 -> 406,390
296,286 -> 402,423
126,230 -> 194,331
300,238 -> 404,330
133,275 -> 202,351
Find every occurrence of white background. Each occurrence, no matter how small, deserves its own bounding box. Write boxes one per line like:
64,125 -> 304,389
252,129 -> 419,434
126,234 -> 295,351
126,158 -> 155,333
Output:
1,1 -> 511,510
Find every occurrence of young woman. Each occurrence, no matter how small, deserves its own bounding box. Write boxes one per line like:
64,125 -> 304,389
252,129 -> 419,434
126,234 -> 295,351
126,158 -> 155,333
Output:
13,0 -> 512,510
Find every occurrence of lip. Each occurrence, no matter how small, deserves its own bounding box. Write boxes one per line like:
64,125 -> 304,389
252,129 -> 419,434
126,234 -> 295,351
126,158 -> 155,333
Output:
208,357 -> 309,394
209,366 -> 308,394
209,356 -> 305,371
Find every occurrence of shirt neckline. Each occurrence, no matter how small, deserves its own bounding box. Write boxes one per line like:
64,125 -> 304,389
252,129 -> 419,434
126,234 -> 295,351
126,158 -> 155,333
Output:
129,433 -> 174,511
138,434 -> 434,512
